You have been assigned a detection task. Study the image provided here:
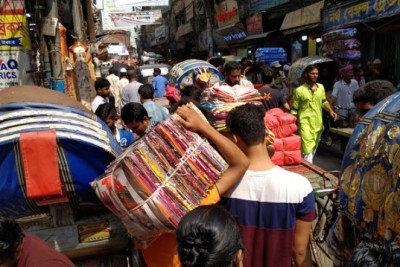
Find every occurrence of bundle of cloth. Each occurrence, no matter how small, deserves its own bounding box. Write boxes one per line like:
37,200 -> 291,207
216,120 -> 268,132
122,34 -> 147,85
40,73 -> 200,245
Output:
91,111 -> 227,247
201,84 -> 265,132
0,86 -> 121,218
264,108 -> 301,166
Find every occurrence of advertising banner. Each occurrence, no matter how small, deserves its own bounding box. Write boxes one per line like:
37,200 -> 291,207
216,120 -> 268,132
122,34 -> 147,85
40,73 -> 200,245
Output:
0,5 -> 31,51
215,0 -> 239,29
115,0 -> 169,6
109,10 -> 162,27
250,0 -> 289,13
323,0 -> 400,31
0,51 -> 35,90
246,13 -> 263,35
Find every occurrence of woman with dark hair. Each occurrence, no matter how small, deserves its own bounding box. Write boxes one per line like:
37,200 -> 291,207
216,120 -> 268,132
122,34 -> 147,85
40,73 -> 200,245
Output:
176,205 -> 244,267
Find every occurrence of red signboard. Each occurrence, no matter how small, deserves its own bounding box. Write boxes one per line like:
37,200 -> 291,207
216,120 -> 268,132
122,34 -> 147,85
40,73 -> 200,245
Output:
246,13 -> 263,35
215,0 -> 240,28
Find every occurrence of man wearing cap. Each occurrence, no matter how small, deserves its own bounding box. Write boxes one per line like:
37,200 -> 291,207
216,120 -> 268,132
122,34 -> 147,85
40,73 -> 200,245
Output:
366,58 -> 386,81
330,64 -> 359,127
115,68 -> 129,114
270,61 -> 285,91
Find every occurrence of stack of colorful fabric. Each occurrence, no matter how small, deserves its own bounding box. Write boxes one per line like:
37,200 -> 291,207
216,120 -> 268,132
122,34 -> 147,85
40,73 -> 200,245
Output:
264,108 -> 302,166
201,84 -> 264,131
91,114 -> 228,247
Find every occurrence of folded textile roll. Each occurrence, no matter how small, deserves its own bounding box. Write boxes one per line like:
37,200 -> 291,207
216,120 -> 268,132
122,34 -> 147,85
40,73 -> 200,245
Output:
91,114 -> 228,247
201,84 -> 266,132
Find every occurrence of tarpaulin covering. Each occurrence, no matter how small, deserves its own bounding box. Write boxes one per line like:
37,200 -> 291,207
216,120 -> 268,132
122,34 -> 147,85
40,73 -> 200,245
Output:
0,86 -> 121,217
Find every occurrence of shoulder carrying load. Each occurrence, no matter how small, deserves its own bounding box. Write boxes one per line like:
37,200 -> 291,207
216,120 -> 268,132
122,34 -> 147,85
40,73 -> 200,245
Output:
91,114 -> 228,247
0,86 -> 120,218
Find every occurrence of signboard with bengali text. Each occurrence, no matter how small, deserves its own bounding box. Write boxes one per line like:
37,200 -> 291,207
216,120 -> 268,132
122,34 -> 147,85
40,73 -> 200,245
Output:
246,13 -> 263,35
215,0 -> 239,29
323,0 -> 400,31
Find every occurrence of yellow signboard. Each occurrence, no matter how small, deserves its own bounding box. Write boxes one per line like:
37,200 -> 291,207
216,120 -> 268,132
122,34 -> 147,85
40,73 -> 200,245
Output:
0,15 -> 31,50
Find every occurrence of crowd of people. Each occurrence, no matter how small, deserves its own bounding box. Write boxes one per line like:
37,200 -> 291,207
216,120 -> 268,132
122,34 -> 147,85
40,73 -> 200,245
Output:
2,56 -> 398,267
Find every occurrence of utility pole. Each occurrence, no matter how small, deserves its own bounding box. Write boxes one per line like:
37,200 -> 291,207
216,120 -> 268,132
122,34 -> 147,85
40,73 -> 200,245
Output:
44,0 -> 64,91
86,0 -> 96,43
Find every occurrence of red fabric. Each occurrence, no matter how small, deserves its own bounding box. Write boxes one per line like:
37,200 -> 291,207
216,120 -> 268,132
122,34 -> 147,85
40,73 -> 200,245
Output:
271,151 -> 284,166
20,130 -> 62,199
264,109 -> 297,138
272,138 -> 283,151
282,135 -> 301,151
276,112 -> 297,125
17,234 -> 75,267
284,151 -> 302,165
164,85 -> 180,103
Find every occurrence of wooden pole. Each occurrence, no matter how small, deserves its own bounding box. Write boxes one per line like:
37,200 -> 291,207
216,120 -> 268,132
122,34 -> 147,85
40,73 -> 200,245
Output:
86,0 -> 96,43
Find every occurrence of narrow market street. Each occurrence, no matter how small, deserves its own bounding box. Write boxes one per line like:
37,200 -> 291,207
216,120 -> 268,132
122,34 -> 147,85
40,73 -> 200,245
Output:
1,0 -> 400,267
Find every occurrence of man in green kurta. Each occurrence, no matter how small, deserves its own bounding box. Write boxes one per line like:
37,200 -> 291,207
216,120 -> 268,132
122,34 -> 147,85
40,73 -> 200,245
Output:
291,64 -> 337,163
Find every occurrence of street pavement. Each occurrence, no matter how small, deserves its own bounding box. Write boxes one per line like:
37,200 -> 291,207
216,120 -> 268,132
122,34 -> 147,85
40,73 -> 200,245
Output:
314,141 -> 344,172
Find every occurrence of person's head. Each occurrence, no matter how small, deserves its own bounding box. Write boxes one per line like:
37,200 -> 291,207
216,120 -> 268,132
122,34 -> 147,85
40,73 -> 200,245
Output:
372,58 -> 382,69
180,85 -> 202,103
108,67 -> 116,75
261,71 -> 273,85
347,241 -> 400,267
121,102 -> 150,137
95,103 -> 118,130
176,205 -> 244,267
356,67 -> 364,78
138,84 -> 155,102
223,61 -> 242,86
303,64 -> 319,84
0,216 -> 24,267
240,57 -> 249,67
94,78 -> 111,98
119,68 -> 128,79
128,69 -> 138,81
339,64 -> 354,82
353,80 -> 395,117
226,103 -> 266,148
283,64 -> 291,75
153,68 -> 161,77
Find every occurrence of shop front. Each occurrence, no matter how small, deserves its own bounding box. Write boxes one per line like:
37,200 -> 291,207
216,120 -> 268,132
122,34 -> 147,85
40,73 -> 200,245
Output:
323,0 -> 400,83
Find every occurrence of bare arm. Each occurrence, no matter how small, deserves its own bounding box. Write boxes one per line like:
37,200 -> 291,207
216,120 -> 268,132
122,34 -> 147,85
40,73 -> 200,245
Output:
175,105 -> 249,195
293,219 -> 312,267
323,101 -> 337,121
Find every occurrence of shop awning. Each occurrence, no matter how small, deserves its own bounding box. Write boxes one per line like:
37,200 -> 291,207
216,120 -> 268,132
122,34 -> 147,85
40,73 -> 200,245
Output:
244,31 -> 275,41
280,0 -> 324,32
282,23 -> 320,35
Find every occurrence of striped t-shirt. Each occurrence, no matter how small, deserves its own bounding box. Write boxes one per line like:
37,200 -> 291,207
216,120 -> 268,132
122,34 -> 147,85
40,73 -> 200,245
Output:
221,166 -> 315,267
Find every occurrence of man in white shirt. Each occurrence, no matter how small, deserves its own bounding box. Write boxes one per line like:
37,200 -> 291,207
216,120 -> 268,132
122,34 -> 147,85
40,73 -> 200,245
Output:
218,61 -> 254,89
91,78 -> 110,113
331,64 -> 359,127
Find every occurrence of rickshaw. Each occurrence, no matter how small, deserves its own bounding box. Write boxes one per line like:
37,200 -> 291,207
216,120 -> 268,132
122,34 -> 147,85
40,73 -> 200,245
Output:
169,59 -> 224,91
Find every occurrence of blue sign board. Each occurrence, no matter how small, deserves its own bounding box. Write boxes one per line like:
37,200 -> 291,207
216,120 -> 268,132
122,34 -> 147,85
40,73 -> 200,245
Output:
323,0 -> 400,31
250,0 -> 289,13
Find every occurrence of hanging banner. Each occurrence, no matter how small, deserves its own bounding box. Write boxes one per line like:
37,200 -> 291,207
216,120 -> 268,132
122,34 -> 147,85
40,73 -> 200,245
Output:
250,0 -> 289,13
115,0 -> 169,6
215,0 -> 239,29
246,13 -> 263,35
323,0 -> 400,31
109,10 -> 162,27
